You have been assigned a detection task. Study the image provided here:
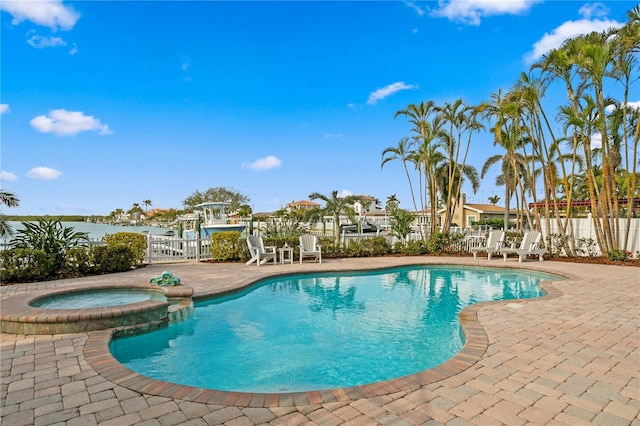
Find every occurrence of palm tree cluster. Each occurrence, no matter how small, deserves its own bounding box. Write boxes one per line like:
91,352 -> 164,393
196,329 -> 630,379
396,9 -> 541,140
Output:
382,99 -> 482,237
383,7 -> 639,256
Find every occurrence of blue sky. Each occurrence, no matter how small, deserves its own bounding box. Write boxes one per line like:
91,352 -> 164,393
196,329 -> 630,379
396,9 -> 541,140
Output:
1,0 -> 637,216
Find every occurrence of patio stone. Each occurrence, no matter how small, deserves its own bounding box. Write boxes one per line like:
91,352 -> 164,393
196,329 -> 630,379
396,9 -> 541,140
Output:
1,258 -> 638,425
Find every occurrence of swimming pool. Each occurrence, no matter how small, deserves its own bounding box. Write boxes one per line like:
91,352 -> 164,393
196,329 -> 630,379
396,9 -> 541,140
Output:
110,265 -> 561,393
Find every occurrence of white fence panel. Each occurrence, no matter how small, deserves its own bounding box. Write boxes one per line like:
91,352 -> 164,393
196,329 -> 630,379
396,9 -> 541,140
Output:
145,235 -> 212,263
539,217 -> 640,257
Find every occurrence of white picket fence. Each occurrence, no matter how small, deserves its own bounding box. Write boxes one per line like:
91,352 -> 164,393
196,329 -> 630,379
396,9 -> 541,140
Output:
145,234 -> 212,263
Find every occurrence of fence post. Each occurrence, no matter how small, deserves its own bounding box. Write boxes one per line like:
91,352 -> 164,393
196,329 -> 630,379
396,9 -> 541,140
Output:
146,233 -> 153,264
196,232 -> 201,263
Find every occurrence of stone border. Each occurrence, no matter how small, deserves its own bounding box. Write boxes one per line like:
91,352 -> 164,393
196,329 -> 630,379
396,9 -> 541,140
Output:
0,283 -> 193,335
83,272 -> 563,407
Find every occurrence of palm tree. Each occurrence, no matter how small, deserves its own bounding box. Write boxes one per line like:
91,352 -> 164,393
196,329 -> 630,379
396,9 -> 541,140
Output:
488,195 -> 500,205
0,190 -> 20,238
128,203 -> 144,222
309,190 -> 364,245
143,199 -> 152,212
435,99 -> 483,231
394,102 -> 441,236
381,137 -> 419,214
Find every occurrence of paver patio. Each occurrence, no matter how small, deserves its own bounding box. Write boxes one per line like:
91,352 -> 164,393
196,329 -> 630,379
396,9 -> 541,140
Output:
1,257 -> 639,425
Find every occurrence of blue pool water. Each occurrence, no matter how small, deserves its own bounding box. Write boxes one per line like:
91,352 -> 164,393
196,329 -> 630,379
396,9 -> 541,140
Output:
111,266 -> 561,393
32,289 -> 166,309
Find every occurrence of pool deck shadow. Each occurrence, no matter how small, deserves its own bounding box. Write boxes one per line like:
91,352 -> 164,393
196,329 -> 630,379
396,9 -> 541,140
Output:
2,257 -> 639,425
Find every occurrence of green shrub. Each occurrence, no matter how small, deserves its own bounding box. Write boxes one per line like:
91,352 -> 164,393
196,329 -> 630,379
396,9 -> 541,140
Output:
607,249 -> 631,261
103,232 -> 146,264
425,232 -> 465,253
211,231 -> 243,261
65,247 -> 96,274
92,245 -> 136,272
0,248 -> 54,283
398,240 -> 427,256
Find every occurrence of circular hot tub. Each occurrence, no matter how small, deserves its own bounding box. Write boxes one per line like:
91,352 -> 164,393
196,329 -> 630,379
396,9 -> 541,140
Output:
0,285 -> 193,335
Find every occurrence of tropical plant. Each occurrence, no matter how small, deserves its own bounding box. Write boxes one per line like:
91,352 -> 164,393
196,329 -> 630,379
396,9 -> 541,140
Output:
388,208 -> 415,242
143,199 -> 152,212
127,203 -> 144,221
0,190 -> 19,239
11,219 -> 89,273
488,195 -> 500,205
309,190 -> 365,245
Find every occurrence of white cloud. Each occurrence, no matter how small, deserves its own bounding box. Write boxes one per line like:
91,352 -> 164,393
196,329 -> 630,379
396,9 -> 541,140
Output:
626,101 -> 640,111
30,109 -> 112,136
404,1 -> 425,17
27,34 -> 67,49
27,166 -> 63,180
68,43 -> 78,55
0,0 -> 80,31
339,189 -> 353,197
591,133 -> 602,149
431,0 -> 539,26
243,155 -> 282,171
524,3 -> 622,64
1,171 -> 18,181
367,82 -> 415,105
324,133 -> 344,139
0,104 -> 9,114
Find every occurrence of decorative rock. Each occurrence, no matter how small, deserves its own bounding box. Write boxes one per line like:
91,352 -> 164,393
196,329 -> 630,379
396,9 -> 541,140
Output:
149,270 -> 181,287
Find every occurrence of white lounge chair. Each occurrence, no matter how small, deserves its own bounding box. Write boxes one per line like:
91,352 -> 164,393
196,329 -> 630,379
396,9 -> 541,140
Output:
246,235 -> 277,267
299,234 -> 321,264
501,230 -> 546,262
470,230 -> 505,260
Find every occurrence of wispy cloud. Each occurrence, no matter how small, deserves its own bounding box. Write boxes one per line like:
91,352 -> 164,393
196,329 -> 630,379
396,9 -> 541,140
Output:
27,34 -> 67,49
0,0 -> 80,31
27,167 -> 63,180
524,3 -> 622,64
0,104 -> 9,114
339,189 -> 353,197
242,155 -> 282,171
404,1 -> 425,17
30,109 -> 112,136
324,133 -> 344,139
431,0 -> 540,26
367,82 -> 415,105
1,171 -> 18,182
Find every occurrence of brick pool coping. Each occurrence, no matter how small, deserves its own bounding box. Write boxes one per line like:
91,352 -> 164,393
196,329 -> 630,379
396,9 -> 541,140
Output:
77,267 -> 565,408
0,284 -> 194,335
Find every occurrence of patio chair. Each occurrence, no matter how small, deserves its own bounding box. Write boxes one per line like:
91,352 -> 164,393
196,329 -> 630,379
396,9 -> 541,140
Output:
501,230 -> 546,262
470,230 -> 505,260
246,235 -> 277,267
299,234 -> 322,264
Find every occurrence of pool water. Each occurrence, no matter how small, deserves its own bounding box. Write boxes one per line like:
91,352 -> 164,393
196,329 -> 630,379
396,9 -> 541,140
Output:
111,266 -> 560,393
31,289 -> 166,309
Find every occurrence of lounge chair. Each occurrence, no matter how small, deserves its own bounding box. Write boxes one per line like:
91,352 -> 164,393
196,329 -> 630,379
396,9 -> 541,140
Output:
501,230 -> 546,262
470,230 -> 505,260
299,234 -> 321,264
246,235 -> 277,266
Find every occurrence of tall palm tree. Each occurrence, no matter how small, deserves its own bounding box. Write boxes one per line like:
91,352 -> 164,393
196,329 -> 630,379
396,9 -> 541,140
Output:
394,102 -> 441,236
381,137 -> 419,215
0,190 -> 20,238
309,190 -> 364,245
143,199 -> 152,212
436,99 -> 484,231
